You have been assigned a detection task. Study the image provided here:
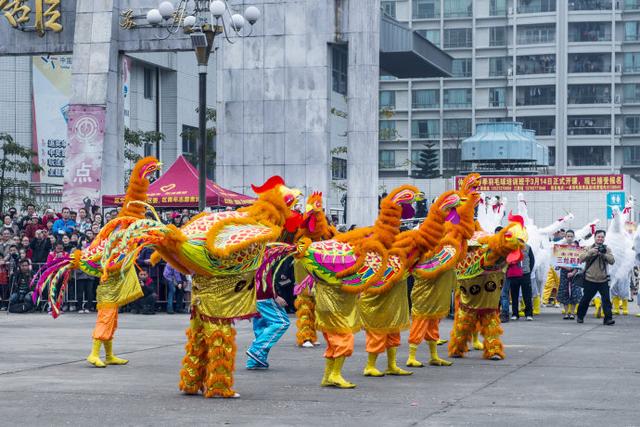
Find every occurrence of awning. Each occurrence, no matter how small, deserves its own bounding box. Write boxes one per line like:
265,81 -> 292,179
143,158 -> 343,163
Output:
102,155 -> 254,208
379,14 -> 453,78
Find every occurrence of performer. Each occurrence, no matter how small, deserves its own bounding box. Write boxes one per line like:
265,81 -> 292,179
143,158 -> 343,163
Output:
448,219 -> 526,360
406,174 -> 480,368
33,157 -> 161,368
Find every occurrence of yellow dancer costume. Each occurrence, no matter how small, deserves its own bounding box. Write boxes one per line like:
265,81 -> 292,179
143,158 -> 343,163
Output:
407,174 -> 480,368
33,157 -> 161,368
100,175 -> 301,398
293,192 -> 338,347
448,223 -> 525,360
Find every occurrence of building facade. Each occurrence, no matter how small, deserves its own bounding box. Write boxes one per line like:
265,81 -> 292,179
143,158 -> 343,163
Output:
378,0 -> 640,179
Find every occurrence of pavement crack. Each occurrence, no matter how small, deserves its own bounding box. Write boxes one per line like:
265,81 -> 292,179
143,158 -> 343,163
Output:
410,323 -> 600,425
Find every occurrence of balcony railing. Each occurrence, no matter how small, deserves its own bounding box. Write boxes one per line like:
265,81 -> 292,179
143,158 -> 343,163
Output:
568,95 -> 611,104
568,126 -> 611,135
518,4 -> 556,13
624,64 -> 640,73
444,102 -> 472,108
568,0 -> 612,10
569,30 -> 611,42
516,97 -> 556,106
568,63 -> 611,73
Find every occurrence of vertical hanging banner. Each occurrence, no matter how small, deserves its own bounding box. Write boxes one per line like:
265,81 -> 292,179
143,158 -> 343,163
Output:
32,55 -> 72,184
62,105 -> 105,208
122,56 -> 131,128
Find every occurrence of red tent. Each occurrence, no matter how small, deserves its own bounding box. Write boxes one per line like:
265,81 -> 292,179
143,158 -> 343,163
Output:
102,155 -> 255,208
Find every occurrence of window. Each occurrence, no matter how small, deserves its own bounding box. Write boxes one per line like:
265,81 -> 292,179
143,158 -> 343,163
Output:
444,0 -> 472,17
489,88 -> 506,107
624,53 -> 640,72
444,28 -> 472,48
517,55 -> 556,75
548,146 -> 555,166
517,24 -> 555,45
490,0 -> 507,15
626,0 -> 640,10
517,116 -> 556,136
489,57 -> 511,76
412,89 -> 439,109
442,148 -> 462,170
452,58 -> 472,77
568,22 -> 611,42
411,147 -> 439,165
518,0 -> 556,13
516,86 -> 556,106
417,29 -> 441,46
624,84 -> 640,103
143,68 -> 153,100
381,1 -> 396,18
332,46 -> 348,95
443,119 -> 472,138
182,125 -> 197,158
568,115 -> 611,135
379,150 -> 396,169
332,157 -> 347,179
569,0 -> 612,10
379,120 -> 397,140
624,146 -> 640,165
625,22 -> 640,41
490,27 -> 506,47
568,146 -> 611,166
568,53 -> 610,73
412,120 -> 440,138
444,88 -> 472,108
568,84 -> 611,104
181,125 -> 215,179
625,116 -> 640,134
379,91 -> 396,109
413,0 -> 439,18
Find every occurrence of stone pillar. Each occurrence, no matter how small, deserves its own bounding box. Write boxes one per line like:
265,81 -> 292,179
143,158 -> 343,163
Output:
346,0 -> 380,226
63,0 -> 122,209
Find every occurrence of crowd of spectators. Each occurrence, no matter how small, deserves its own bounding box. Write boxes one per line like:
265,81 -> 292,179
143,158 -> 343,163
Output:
0,205 -> 197,314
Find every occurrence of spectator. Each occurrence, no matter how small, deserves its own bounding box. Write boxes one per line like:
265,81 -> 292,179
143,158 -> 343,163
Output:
557,230 -> 583,320
163,264 -> 185,314
0,229 -> 12,256
52,207 -> 76,235
8,259 -> 34,313
91,223 -> 101,236
70,232 -> 80,248
184,275 -> 192,313
0,250 -> 8,309
179,215 -> 190,226
75,237 -> 93,313
24,214 -> 45,239
18,204 -> 36,229
18,236 -> 32,259
47,242 -> 68,264
77,208 -> 92,234
137,247 -> 164,309
94,213 -> 103,226
576,230 -> 615,325
3,245 -> 20,279
131,269 -> 157,315
85,229 -> 95,241
509,242 -> 536,321
45,220 -> 54,234
47,234 -> 57,249
171,214 -> 181,227
2,214 -> 17,235
42,208 -> 57,228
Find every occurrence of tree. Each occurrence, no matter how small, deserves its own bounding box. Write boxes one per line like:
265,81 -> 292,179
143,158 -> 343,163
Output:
124,128 -> 165,185
0,133 -> 43,212
411,141 -> 440,179
180,107 -> 217,179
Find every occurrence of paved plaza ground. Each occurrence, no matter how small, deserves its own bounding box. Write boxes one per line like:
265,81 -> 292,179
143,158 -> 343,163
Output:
1,306 -> 639,426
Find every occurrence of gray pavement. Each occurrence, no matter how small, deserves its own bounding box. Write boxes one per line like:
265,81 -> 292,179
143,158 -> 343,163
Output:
1,306 -> 639,426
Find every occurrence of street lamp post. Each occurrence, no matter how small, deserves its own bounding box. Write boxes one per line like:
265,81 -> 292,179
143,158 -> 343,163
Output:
121,0 -> 260,211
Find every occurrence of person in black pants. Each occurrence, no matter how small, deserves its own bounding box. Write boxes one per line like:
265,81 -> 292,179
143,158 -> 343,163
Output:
509,243 -> 535,320
576,230 -> 615,325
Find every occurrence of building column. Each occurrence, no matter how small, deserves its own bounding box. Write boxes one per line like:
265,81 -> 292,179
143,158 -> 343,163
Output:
63,0 -> 123,209
346,0 -> 380,226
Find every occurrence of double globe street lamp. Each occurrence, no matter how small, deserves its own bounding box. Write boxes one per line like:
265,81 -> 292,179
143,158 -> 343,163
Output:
122,0 -> 260,211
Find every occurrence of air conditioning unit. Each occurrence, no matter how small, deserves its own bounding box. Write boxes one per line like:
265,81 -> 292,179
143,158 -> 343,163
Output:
508,7 -> 513,15
616,64 -> 622,73
615,95 -> 621,103
507,67 -> 513,76
616,127 -> 622,135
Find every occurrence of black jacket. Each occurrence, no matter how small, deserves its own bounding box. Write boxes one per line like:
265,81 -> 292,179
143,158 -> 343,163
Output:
30,238 -> 52,264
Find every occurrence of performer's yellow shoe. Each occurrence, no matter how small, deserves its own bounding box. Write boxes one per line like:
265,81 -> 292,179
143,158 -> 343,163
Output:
622,299 -> 629,315
428,341 -> 452,366
384,347 -> 412,376
327,356 -> 356,388
635,312 -> 640,318
321,358 -> 335,386
436,339 -> 448,345
594,298 -> 603,318
612,297 -> 620,315
472,333 -> 484,351
533,296 -> 541,315
104,340 -> 128,365
363,353 -> 384,377
406,343 -> 424,368
87,339 -> 106,368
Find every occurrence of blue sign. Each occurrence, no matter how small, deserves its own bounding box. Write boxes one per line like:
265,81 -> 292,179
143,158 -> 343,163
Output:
607,191 -> 625,219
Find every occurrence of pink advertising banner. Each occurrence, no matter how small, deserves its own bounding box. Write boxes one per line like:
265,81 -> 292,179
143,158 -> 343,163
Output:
62,105 -> 105,209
